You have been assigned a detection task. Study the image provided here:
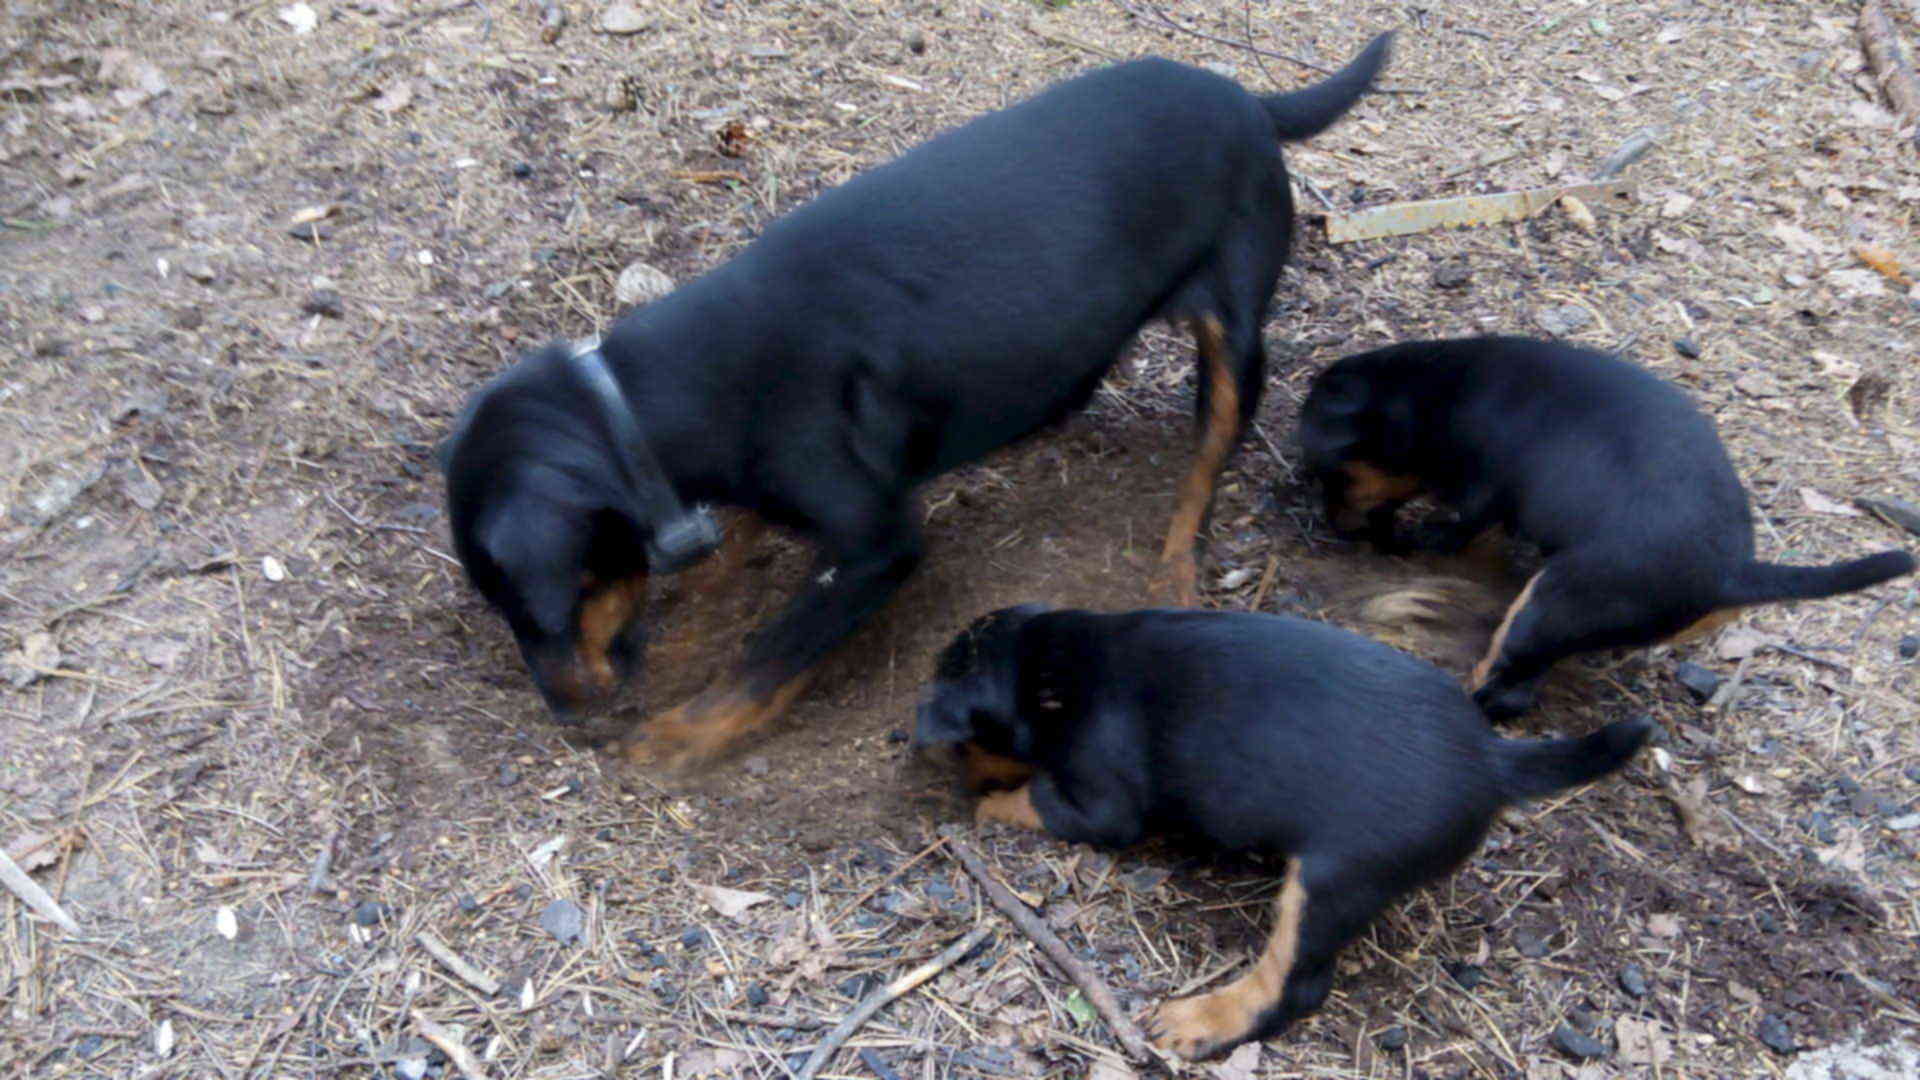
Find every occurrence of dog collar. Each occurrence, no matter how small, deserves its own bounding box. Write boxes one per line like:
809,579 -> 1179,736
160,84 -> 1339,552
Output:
566,340 -> 721,572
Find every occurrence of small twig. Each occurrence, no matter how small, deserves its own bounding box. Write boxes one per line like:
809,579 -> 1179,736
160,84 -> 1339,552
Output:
307,826 -> 341,894
1590,127 -> 1663,180
0,846 -> 81,934
942,830 -> 1169,1067
1296,173 -> 1337,211
1248,552 -> 1281,612
412,1011 -> 488,1080
1764,642 -> 1852,674
824,835 -> 947,929
794,925 -> 994,1080
325,490 -> 432,535
702,1008 -> 830,1031
416,930 -> 502,997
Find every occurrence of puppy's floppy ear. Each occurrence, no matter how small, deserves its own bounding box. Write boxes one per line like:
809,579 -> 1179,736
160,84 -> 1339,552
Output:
477,504 -> 580,638
913,698 -> 975,748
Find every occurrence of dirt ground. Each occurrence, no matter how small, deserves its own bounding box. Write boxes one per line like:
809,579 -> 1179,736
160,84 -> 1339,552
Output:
3,0 -> 1918,1076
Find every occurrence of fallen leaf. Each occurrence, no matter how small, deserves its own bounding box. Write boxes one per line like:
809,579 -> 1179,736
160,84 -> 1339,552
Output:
1560,194 -> 1597,232
1063,989 -> 1096,1027
2,631 -> 60,688
371,80 -> 413,113
615,260 -> 674,307
279,2 -> 318,33
1716,627 -> 1766,661
527,835 -> 566,867
1615,1016 -> 1672,1067
1770,222 -> 1827,256
1211,1041 -> 1261,1080
1731,773 -> 1774,796
289,203 -> 335,226
1646,913 -> 1682,938
1800,487 -> 1862,517
4,831 -> 63,872
1826,267 -> 1888,298
1854,242 -> 1912,287
695,883 -> 774,921
1816,830 -> 1868,874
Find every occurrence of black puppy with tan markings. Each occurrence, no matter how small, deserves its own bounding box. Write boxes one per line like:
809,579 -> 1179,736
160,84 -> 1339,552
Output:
439,36 -> 1393,771
1298,336 -> 1916,721
915,605 -> 1650,1059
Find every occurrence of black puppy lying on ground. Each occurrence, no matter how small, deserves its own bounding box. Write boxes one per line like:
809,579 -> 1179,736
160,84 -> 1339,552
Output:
915,605 -> 1650,1059
1297,336 -> 1916,720
439,35 -> 1392,770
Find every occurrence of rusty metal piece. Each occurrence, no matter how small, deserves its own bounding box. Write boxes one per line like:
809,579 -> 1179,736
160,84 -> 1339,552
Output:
1324,181 -> 1635,244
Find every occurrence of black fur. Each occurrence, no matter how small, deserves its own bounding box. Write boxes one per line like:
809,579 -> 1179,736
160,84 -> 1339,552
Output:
916,605 -> 1649,1054
1297,336 -> 1916,720
439,37 -> 1391,728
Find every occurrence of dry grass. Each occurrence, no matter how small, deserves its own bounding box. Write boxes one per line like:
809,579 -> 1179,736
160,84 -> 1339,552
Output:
2,0 -> 1918,1077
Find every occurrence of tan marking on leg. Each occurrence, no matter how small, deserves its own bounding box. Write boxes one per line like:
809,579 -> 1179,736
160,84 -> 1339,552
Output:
574,572 -> 650,693
1470,570 -> 1545,691
1664,605 -> 1745,645
974,783 -> 1045,831
613,666 -> 816,774
961,743 -> 1036,793
1155,315 -> 1241,607
1149,857 -> 1308,1059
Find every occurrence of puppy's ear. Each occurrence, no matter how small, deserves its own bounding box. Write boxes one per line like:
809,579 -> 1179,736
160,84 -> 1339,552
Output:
913,698 -> 975,749
477,505 -> 580,639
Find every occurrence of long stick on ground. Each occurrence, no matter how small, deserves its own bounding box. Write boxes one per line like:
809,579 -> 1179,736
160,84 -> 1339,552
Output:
795,925 -> 994,1080
1861,0 -> 1920,140
0,846 -> 80,934
942,830 -> 1168,1067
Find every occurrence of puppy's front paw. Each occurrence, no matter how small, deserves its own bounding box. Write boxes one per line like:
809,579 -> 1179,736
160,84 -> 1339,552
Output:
1144,991 -> 1254,1060
974,785 -> 1045,831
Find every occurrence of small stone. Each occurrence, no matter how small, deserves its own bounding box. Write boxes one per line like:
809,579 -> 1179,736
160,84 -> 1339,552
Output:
351,900 -> 394,927
182,262 -> 217,284
1757,1014 -> 1796,1055
1377,1025 -> 1408,1051
540,899 -> 586,945
511,161 -> 533,179
907,32 -> 927,54
885,728 -> 908,743
1885,813 -> 1920,831
1445,962 -> 1486,990
1898,636 -> 1918,660
1674,661 -> 1722,701
1432,263 -> 1471,289
302,289 -> 345,318
75,1035 -> 104,1059
599,1 -> 652,33
458,894 -> 481,914
288,223 -> 331,243
1535,304 -> 1593,336
679,926 -> 708,949
1553,1022 -> 1609,1060
783,890 -> 804,909
498,764 -> 519,786
743,755 -> 771,777
1672,337 -> 1701,359
394,1056 -> 428,1080
615,260 -> 675,307
1619,963 -> 1650,998
1513,928 -> 1551,958
745,982 -> 769,1007
1849,790 -> 1884,818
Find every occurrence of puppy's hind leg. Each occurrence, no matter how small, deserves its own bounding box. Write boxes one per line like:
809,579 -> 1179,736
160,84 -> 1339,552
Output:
1154,312 -> 1262,607
1147,857 -> 1397,1059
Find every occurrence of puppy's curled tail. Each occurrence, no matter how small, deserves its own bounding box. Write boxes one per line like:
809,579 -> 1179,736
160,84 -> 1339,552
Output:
1261,32 -> 1393,141
1494,717 -> 1653,804
1721,550 -> 1915,605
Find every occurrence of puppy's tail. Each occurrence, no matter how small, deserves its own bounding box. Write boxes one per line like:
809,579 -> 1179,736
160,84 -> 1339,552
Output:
1494,717 -> 1653,804
1720,550 -> 1915,605
1261,32 -> 1392,141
